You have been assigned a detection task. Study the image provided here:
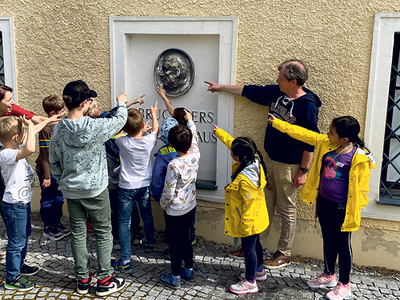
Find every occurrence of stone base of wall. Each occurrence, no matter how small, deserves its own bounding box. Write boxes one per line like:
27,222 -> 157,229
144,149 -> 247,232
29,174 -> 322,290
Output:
30,189 -> 400,270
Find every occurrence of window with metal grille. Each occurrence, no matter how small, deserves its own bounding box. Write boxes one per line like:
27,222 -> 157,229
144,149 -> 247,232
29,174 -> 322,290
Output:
380,33 -> 400,205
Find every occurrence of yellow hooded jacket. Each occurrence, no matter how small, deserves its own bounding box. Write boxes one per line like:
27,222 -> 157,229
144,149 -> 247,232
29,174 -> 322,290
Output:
215,128 -> 269,237
272,119 -> 376,232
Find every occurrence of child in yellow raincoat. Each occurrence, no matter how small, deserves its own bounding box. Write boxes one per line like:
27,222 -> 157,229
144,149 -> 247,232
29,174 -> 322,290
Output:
212,124 -> 269,295
268,114 -> 375,300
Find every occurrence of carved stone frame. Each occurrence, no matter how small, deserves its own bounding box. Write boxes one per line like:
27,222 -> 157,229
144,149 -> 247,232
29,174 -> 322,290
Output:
364,12 -> 400,221
0,16 -> 17,101
110,16 -> 238,202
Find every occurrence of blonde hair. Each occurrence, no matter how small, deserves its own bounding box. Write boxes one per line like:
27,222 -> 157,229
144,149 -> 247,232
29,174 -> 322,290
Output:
85,98 -> 99,117
0,116 -> 23,143
123,109 -> 143,136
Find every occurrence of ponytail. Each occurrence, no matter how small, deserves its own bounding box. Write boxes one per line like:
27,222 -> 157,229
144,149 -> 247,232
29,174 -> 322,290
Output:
354,136 -> 370,155
256,149 -> 268,181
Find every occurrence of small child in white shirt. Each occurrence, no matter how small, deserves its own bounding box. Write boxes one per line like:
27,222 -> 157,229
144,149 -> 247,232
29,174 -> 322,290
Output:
159,110 -> 200,289
0,114 -> 59,291
113,102 -> 159,273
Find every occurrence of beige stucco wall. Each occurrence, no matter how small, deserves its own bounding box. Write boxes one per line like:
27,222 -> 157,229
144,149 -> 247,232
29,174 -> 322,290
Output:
3,0 -> 400,269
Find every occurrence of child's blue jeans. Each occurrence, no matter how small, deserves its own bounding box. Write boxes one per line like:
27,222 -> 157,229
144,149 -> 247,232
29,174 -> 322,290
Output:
3,201 -> 31,282
109,187 -> 141,241
36,170 -> 65,227
118,186 -> 155,261
0,168 -> 6,224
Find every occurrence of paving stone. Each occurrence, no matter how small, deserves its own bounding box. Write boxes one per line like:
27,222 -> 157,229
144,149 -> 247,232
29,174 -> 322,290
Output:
148,289 -> 160,296
372,290 -> 382,296
388,283 -> 399,291
363,279 -> 374,286
368,285 -> 379,291
134,291 -> 147,297
2,219 -> 399,300
362,289 -> 373,295
380,288 -> 391,295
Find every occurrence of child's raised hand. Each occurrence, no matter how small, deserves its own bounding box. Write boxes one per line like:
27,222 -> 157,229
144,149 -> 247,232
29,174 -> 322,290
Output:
20,115 -> 32,126
49,113 -> 63,123
212,123 -> 219,133
150,101 -> 158,115
184,109 -> 192,121
156,85 -> 166,98
142,120 -> 151,133
134,94 -> 145,105
117,93 -> 128,103
268,113 -> 275,124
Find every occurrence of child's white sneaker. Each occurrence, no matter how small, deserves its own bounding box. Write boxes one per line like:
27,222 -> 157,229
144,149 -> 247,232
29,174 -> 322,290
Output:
229,279 -> 258,295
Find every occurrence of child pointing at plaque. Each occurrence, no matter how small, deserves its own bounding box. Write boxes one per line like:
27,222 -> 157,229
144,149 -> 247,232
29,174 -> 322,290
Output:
212,123 -> 269,295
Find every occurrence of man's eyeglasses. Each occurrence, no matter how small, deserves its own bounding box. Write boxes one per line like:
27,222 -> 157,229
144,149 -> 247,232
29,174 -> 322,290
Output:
86,98 -> 94,105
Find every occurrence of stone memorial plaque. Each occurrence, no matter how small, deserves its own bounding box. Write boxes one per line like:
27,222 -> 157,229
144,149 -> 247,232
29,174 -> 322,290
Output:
110,17 -> 238,202
154,48 -> 195,97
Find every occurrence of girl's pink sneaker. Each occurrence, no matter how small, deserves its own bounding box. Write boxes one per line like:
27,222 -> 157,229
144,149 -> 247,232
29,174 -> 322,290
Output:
326,282 -> 351,300
307,273 -> 337,289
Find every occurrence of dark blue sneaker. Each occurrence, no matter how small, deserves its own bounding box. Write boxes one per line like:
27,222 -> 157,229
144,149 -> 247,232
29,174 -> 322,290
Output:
55,222 -> 71,237
20,263 -> 39,276
4,274 -> 35,291
43,225 -> 63,241
159,273 -> 181,289
180,267 -> 195,281
112,258 -> 133,274
144,242 -> 156,253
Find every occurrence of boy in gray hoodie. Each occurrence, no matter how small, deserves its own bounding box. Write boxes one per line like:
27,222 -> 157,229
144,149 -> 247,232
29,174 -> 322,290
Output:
49,80 -> 127,297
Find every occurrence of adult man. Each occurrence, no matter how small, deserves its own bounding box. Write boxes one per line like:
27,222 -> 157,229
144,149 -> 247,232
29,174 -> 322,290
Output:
205,60 -> 321,269
49,80 -> 128,296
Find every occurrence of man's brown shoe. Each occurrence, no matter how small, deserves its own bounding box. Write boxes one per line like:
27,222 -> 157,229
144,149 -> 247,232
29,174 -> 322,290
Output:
227,249 -> 245,260
263,250 -> 290,269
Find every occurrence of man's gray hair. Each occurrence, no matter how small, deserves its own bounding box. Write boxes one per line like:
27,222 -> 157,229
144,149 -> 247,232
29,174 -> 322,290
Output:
278,59 -> 308,86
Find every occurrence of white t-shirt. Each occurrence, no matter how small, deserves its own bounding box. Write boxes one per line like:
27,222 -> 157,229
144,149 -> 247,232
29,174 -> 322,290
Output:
116,132 -> 158,190
0,147 -> 35,204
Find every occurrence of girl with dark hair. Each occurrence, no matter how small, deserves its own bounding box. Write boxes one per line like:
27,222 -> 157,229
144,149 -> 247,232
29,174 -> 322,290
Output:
0,84 -> 46,123
212,124 -> 269,295
268,114 -> 376,300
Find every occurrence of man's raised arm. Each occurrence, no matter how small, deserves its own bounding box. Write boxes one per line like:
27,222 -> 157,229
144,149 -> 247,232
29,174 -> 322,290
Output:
204,81 -> 244,96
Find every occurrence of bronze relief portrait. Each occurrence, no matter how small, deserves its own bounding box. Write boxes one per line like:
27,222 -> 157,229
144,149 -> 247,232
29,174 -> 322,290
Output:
154,48 -> 195,97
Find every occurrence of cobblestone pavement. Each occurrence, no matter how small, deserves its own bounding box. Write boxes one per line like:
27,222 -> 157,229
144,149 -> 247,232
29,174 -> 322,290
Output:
0,220 -> 400,299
